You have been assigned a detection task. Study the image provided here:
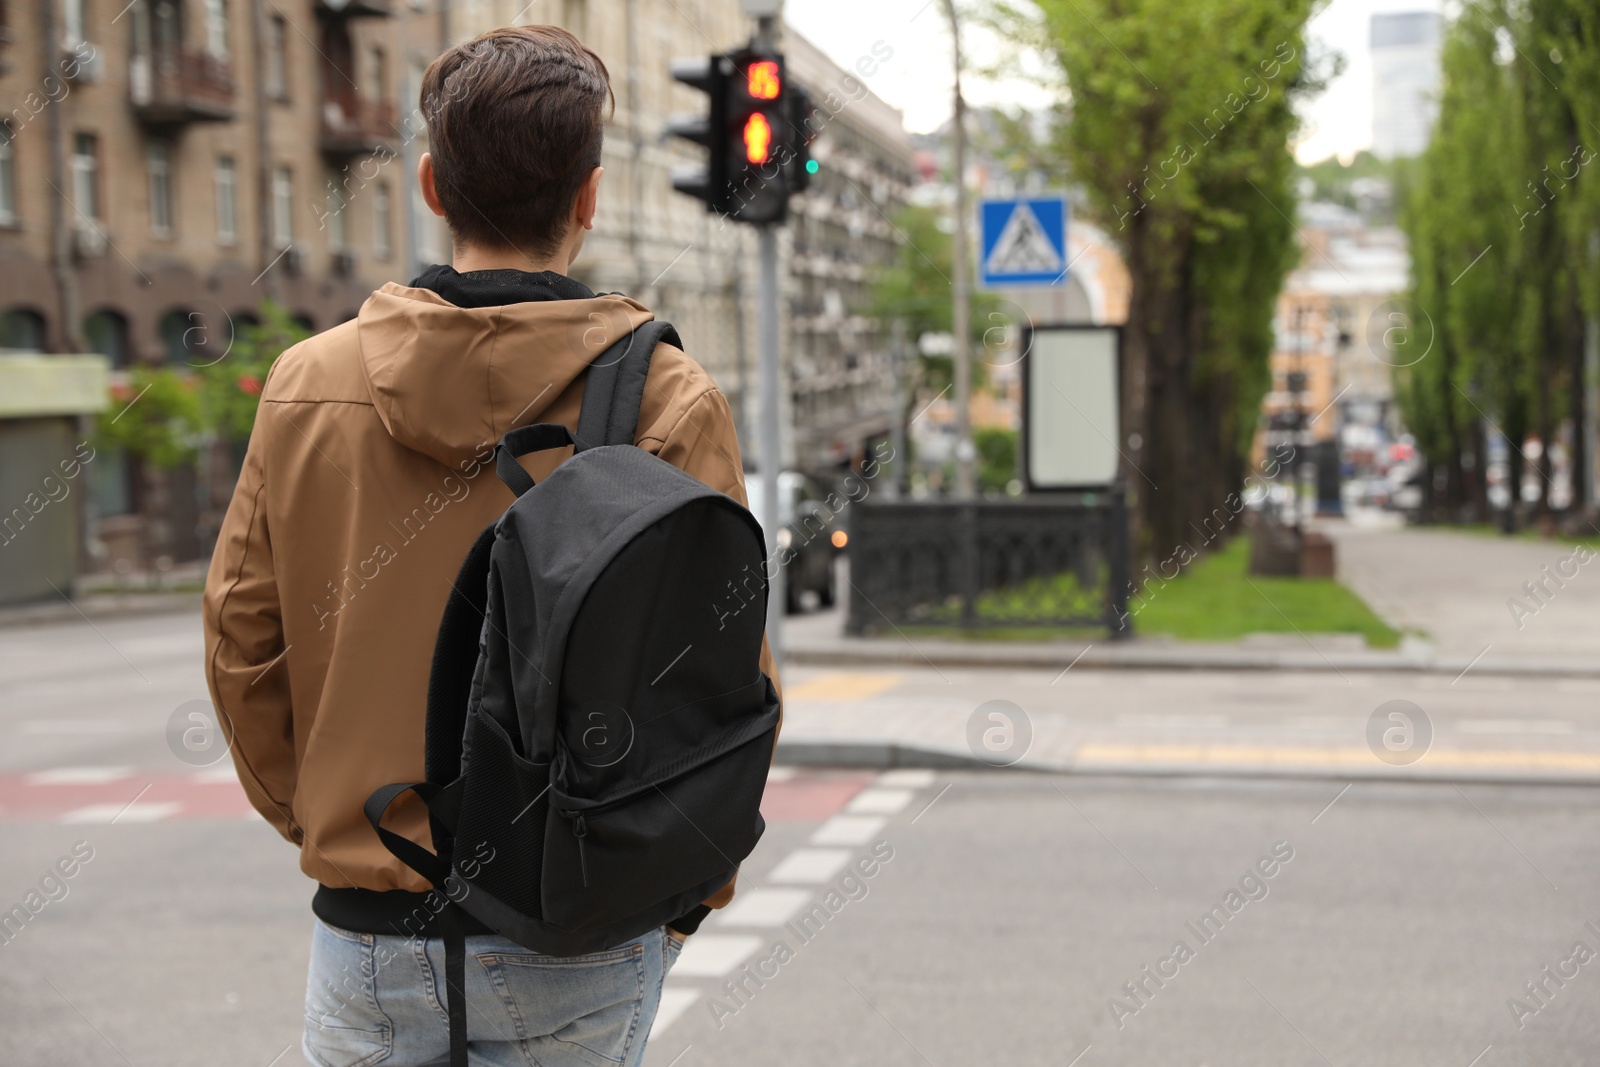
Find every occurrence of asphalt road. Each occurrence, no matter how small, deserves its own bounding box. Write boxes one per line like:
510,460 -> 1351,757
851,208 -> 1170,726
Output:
3,609 -> 1598,1065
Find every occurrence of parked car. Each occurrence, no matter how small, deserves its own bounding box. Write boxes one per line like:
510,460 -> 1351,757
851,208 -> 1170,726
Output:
744,471 -> 842,613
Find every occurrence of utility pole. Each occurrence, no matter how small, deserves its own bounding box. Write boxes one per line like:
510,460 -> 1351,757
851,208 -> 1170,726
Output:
669,0 -> 795,671
1587,232 -> 1599,518
753,6 -> 784,675
890,318 -> 908,498
943,0 -> 975,499
43,0 -> 81,353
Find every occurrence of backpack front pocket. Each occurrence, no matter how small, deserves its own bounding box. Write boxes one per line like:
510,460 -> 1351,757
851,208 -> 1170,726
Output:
542,677 -> 779,929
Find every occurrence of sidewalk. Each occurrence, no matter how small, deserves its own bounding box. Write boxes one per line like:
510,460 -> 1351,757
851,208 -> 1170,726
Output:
12,523 -> 1600,678
1321,516 -> 1600,663
778,517 -> 1600,678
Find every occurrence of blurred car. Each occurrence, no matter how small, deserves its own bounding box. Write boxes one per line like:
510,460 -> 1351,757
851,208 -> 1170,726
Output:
744,471 -> 843,613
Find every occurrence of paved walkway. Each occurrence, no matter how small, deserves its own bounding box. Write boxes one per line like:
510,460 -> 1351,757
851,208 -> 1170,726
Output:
1322,519 -> 1600,663
775,520 -> 1600,676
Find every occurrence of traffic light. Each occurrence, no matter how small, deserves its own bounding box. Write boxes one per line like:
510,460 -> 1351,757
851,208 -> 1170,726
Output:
668,47 -> 805,224
722,48 -> 788,223
668,56 -> 729,210
784,84 -> 817,194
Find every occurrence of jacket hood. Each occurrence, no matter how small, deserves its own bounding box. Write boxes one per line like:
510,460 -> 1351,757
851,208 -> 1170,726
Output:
355,281 -> 653,469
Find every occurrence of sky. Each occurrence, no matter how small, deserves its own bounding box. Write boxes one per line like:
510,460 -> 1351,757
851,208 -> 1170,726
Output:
783,0 -> 1448,164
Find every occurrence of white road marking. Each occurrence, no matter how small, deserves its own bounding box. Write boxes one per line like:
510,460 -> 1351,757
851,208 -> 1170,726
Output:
810,815 -> 887,846
712,888 -> 814,928
845,788 -> 915,816
27,766 -> 133,785
63,801 -> 181,824
766,766 -> 798,782
765,848 -> 854,885
1456,720 -> 1574,735
669,934 -> 763,978
193,765 -> 241,783
21,721 -> 143,734
651,987 -> 700,1034
876,769 -> 935,788
1115,713 -> 1231,729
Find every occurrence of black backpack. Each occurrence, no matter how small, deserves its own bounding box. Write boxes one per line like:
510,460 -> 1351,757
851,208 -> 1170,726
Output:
366,321 -> 780,1065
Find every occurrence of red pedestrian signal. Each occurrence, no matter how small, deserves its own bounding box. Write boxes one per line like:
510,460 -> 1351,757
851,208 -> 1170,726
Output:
744,112 -> 773,164
747,61 -> 781,100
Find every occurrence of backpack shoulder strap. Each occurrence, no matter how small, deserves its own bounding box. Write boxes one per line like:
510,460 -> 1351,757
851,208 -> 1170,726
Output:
574,319 -> 681,451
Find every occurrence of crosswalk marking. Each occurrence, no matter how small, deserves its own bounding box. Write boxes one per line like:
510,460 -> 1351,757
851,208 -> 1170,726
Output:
62,801 -> 182,824
877,769 -> 935,788
28,766 -> 133,785
765,848 -> 854,885
810,815 -> 887,846
670,934 -> 763,978
651,989 -> 699,1036
711,888 -> 813,928
845,788 -> 914,816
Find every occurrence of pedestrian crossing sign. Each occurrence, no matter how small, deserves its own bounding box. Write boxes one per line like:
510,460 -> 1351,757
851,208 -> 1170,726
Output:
979,196 -> 1068,288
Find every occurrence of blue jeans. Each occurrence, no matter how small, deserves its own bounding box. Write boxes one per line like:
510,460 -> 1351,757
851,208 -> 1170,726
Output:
303,919 -> 684,1067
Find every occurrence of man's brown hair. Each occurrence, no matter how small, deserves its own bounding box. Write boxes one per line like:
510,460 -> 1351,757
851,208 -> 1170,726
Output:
420,26 -> 614,258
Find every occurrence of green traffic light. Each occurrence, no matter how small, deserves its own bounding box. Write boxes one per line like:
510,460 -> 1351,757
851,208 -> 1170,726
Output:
805,159 -> 819,175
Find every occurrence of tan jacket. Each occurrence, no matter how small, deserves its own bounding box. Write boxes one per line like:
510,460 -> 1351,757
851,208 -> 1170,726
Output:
203,281 -> 774,902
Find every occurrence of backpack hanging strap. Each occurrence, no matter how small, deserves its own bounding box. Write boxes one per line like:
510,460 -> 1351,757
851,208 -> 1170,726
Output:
365,780 -> 471,1067
574,320 -> 681,451
493,422 -> 575,496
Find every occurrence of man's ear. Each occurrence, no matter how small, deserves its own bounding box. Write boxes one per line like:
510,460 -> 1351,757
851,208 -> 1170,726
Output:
418,153 -> 447,218
574,166 -> 603,231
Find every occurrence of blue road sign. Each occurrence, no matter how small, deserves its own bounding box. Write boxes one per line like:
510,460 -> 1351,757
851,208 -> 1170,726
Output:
979,196 -> 1068,288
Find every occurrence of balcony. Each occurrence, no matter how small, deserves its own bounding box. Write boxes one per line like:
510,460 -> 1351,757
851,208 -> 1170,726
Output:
129,50 -> 235,126
316,0 -> 392,17
319,95 -> 398,159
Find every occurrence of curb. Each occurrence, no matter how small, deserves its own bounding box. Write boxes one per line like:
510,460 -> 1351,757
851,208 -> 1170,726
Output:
784,639 -> 1600,680
0,592 -> 204,630
773,740 -> 1600,786
773,740 -> 1021,772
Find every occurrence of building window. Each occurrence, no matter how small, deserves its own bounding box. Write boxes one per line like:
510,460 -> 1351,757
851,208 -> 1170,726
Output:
0,123 -> 16,227
147,141 -> 173,237
272,165 -> 292,247
62,0 -> 85,45
373,180 -> 390,260
266,16 -> 287,99
83,308 -> 130,368
214,156 -> 236,245
366,45 -> 385,101
325,173 -> 348,251
562,0 -> 586,38
203,0 -> 228,58
0,307 -> 46,351
71,132 -> 98,221
159,308 -> 200,364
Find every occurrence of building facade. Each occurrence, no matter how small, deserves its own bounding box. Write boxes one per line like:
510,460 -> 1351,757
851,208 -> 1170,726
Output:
1257,201 -> 1408,472
1,0 -> 912,574
1370,11 -> 1442,160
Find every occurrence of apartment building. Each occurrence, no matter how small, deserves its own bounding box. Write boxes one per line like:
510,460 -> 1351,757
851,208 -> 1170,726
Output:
1,0 -> 911,570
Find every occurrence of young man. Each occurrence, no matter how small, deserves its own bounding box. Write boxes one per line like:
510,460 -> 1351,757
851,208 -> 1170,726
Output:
203,25 -> 774,1066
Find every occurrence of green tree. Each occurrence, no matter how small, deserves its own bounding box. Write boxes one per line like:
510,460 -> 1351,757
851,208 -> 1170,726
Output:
991,0 -> 1326,556
196,303 -> 311,442
1397,0 -> 1598,524
869,203 -> 1002,393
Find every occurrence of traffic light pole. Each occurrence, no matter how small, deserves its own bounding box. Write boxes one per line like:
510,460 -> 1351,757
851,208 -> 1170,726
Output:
757,222 -> 785,676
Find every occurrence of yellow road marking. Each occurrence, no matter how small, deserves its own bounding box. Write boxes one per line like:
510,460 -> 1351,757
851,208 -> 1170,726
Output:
786,672 -> 905,701
1074,743 -> 1600,772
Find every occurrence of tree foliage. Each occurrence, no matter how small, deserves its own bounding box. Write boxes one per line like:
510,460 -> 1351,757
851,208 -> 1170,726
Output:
1397,0 -> 1600,523
990,0 -> 1325,556
95,302 -> 310,468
